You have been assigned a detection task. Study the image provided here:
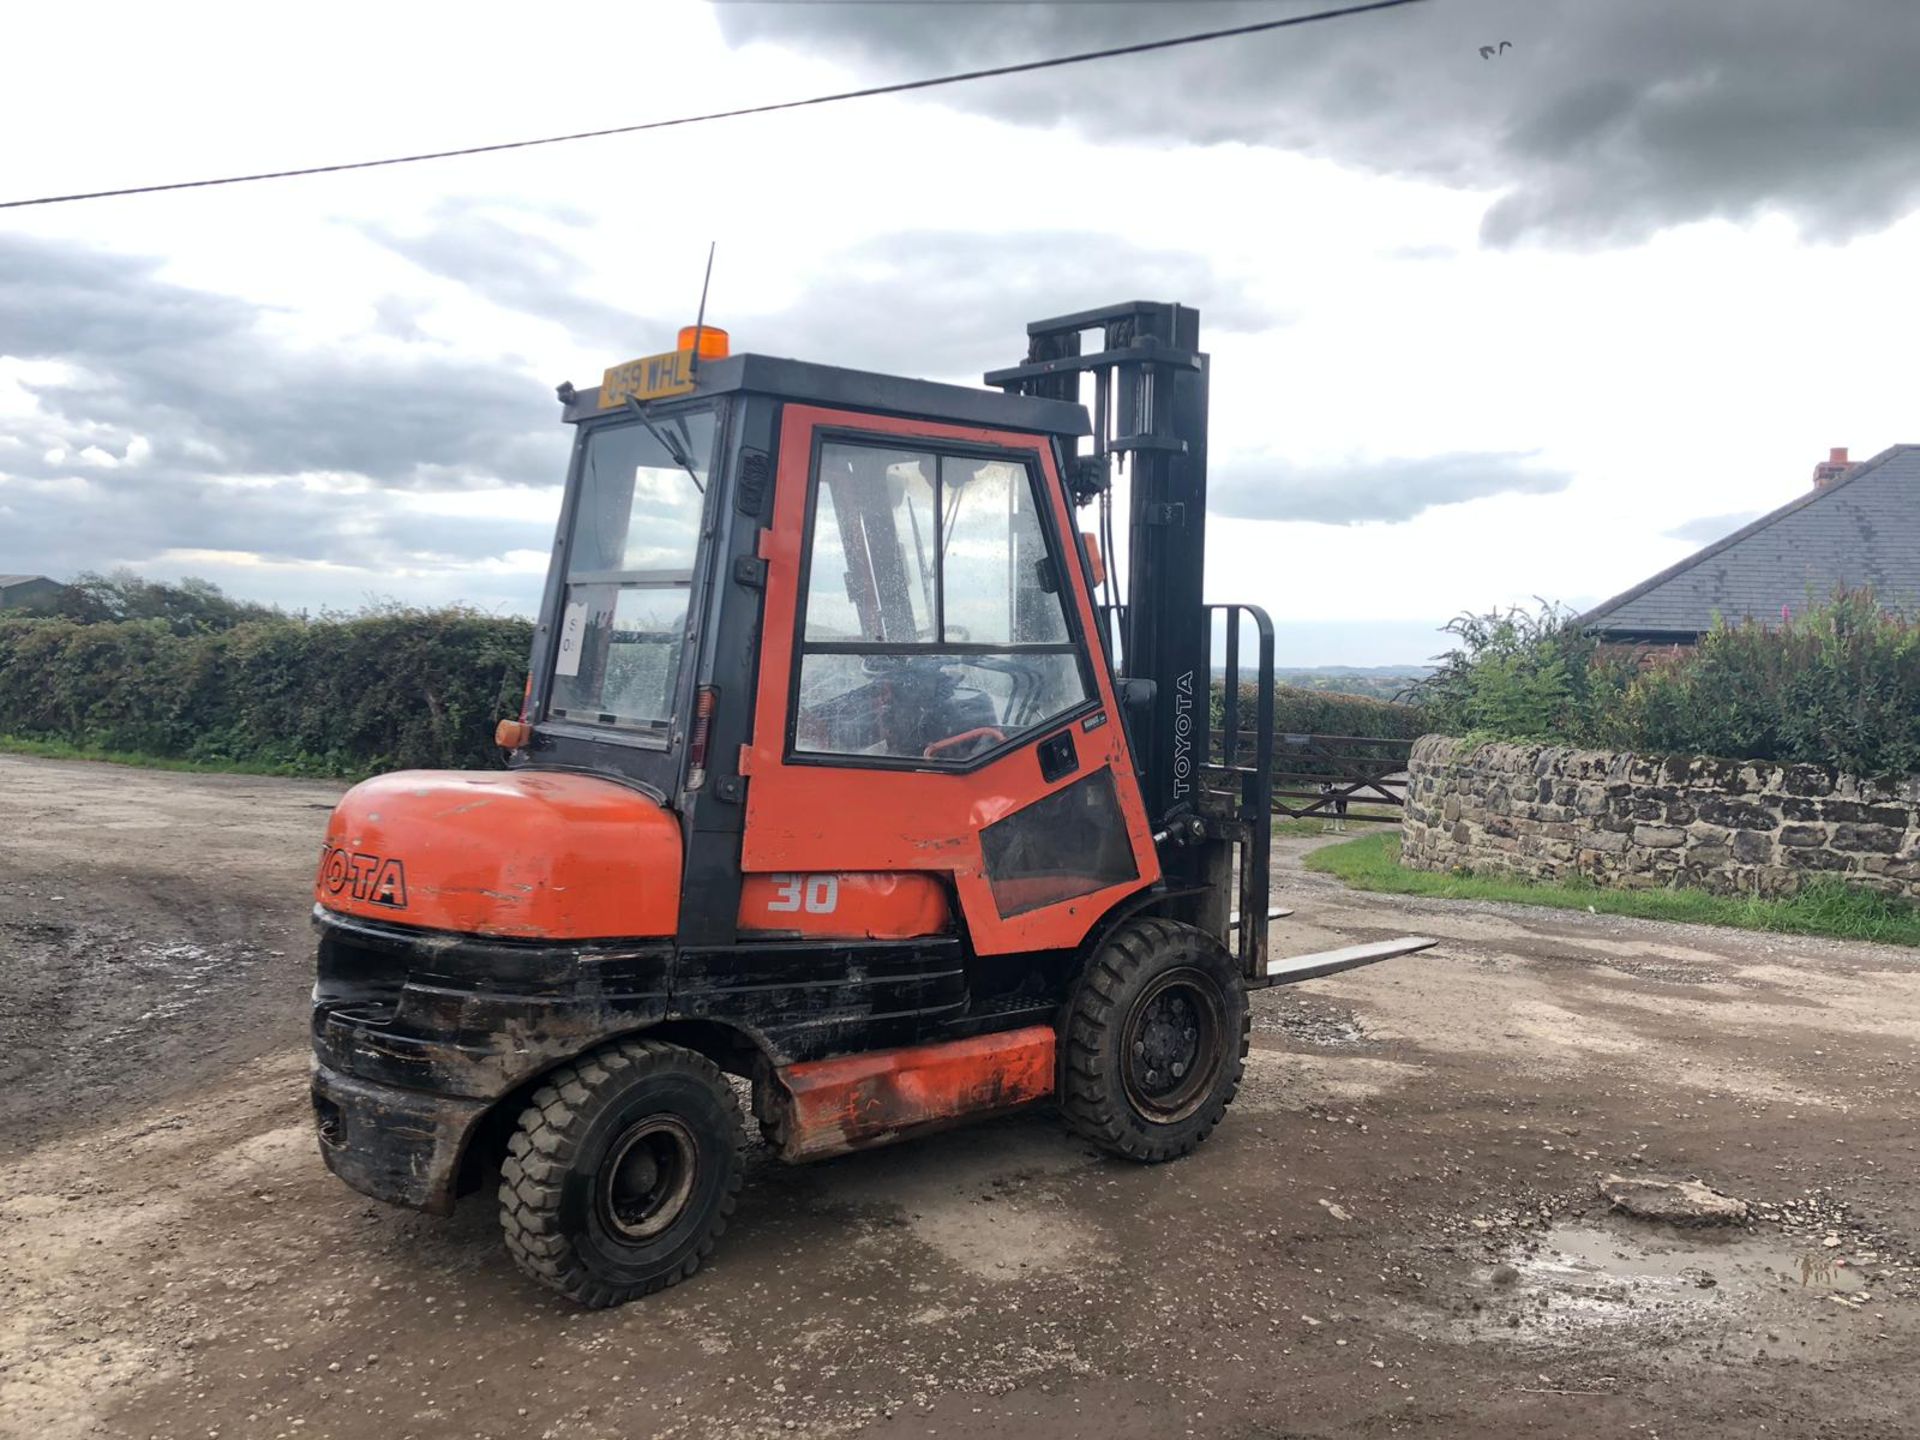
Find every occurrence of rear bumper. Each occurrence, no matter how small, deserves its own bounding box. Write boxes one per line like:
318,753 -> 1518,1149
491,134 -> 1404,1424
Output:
311,906 -> 676,1098
309,907 -> 675,1215
311,1061 -> 490,1216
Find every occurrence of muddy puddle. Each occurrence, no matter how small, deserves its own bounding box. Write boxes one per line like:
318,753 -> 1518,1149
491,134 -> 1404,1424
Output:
0,929 -> 276,1148
102,940 -> 270,1036
1449,1220 -> 1884,1362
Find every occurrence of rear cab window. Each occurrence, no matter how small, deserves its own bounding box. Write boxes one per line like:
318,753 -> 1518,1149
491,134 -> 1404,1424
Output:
547,409 -> 718,734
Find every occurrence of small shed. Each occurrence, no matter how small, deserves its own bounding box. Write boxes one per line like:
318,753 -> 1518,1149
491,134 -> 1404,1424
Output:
0,574 -> 65,613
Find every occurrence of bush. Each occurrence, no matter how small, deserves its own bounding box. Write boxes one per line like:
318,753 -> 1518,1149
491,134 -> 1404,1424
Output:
1615,591 -> 1920,775
1418,590 -> 1920,775
0,608 -> 532,776
1410,601 -> 1633,741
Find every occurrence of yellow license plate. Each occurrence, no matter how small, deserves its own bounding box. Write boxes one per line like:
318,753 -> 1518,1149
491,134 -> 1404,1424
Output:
600,349 -> 695,407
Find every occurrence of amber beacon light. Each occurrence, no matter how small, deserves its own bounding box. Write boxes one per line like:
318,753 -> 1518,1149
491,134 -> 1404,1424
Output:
678,325 -> 729,360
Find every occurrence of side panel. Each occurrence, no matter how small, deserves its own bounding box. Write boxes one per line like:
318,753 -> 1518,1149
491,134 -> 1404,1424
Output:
671,938 -> 967,1060
773,1024 -> 1056,1161
741,405 -> 1160,956
738,871 -> 952,939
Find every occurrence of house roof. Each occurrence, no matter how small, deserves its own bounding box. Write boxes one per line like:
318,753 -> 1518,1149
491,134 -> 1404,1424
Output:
0,574 -> 54,589
1581,444 -> 1920,639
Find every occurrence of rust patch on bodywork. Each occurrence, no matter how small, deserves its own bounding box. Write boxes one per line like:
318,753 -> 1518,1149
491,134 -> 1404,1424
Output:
772,1025 -> 1055,1162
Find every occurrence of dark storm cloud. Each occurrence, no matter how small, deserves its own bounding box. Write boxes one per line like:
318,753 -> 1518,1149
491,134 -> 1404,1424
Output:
0,232 -> 564,580
748,230 -> 1286,380
717,0 -> 1920,246
4,216 -> 1274,582
369,211 -> 1283,381
367,203 -> 659,351
1210,449 -> 1570,525
0,234 -> 559,488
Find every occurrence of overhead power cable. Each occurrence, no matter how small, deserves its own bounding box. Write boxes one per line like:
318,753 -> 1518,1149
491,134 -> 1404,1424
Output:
0,0 -> 1425,211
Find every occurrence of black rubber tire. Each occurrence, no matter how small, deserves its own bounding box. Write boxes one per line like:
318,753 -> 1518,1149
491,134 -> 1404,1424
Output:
1058,917 -> 1250,1162
498,1038 -> 743,1307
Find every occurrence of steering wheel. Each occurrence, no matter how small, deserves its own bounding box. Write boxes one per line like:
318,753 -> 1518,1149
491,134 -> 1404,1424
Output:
923,726 -> 1006,761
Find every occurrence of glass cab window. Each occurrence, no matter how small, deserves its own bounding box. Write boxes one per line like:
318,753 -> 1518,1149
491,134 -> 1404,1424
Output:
548,408 -> 717,732
795,440 -> 1089,764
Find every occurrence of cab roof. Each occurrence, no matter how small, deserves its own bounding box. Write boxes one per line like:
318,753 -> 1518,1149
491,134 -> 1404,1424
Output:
561,352 -> 1091,438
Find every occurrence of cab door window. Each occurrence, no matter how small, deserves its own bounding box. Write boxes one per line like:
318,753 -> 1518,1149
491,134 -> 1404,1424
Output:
794,441 -> 1089,764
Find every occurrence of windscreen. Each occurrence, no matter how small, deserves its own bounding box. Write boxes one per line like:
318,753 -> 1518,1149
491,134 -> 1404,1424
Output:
547,408 -> 718,732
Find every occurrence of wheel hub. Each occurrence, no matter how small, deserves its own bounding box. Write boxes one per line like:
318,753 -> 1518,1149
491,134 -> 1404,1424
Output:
1134,993 -> 1199,1088
598,1115 -> 698,1242
1121,968 -> 1224,1122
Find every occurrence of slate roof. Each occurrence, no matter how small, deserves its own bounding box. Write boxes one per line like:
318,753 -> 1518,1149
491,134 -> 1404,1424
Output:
0,575 -> 48,588
1582,444 -> 1920,640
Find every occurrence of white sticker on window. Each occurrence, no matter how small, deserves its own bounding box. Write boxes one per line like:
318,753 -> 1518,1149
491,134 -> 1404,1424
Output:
555,600 -> 588,678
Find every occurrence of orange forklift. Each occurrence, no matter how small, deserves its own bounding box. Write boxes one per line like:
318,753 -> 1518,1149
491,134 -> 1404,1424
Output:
310,301 -> 1433,1306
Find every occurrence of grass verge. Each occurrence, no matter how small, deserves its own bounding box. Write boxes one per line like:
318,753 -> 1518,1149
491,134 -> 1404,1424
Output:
0,734 -> 356,780
1306,831 -> 1920,949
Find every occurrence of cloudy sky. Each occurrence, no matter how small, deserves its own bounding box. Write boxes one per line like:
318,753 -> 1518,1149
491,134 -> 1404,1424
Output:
3,0 -> 1917,664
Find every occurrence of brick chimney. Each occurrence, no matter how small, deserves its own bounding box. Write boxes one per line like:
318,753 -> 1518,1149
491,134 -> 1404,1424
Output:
1812,446 -> 1854,489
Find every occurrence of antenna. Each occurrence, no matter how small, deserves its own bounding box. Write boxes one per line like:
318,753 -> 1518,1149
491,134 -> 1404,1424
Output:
688,241 -> 716,379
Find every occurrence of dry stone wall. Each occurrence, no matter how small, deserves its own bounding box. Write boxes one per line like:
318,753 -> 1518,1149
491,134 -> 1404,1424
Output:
1402,735 -> 1920,898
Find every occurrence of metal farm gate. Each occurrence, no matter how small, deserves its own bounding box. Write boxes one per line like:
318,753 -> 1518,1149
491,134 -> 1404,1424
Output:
1105,602 -> 1413,826
1270,732 -> 1412,821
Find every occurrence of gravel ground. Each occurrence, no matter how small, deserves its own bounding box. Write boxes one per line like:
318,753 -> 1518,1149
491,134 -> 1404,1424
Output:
2,754 -> 1918,1439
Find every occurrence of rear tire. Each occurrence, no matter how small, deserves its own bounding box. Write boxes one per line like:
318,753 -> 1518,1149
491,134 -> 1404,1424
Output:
498,1038 -> 742,1307
1059,918 -> 1249,1162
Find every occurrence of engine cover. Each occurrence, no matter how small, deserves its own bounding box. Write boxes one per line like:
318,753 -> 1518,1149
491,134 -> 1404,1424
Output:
315,769 -> 682,940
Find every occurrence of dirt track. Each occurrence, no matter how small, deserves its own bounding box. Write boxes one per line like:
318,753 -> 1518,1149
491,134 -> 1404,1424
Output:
3,752 -> 1920,1440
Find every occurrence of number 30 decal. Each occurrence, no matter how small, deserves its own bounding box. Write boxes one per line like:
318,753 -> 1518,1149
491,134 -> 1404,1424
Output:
767,874 -> 839,914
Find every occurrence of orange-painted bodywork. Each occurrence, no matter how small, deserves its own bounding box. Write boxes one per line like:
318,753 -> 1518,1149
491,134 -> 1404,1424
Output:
775,1024 -> 1056,1161
743,405 -> 1160,955
737,871 -> 951,939
316,770 -> 682,940
1080,530 -> 1107,589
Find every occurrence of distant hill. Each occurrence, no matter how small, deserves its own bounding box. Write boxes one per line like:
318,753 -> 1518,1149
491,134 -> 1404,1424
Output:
1261,665 -> 1432,703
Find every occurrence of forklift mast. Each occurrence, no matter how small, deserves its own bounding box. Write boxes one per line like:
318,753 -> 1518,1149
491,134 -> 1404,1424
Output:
987,302 -> 1276,968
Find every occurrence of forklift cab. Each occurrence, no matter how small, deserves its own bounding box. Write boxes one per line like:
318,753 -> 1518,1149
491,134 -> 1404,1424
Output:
520,334 -> 1158,961
310,305 -> 1433,1308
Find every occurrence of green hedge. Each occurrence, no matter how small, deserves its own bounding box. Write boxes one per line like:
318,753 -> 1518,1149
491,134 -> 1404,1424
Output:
0,605 -> 1430,781
1416,591 -> 1920,777
1270,684 -> 1426,739
0,611 -> 532,776
1209,682 -> 1427,783
1609,592 -> 1920,776
1213,682 -> 1426,741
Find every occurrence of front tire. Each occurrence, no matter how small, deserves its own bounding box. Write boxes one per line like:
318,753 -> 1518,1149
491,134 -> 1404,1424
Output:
1059,918 -> 1249,1162
498,1038 -> 743,1307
